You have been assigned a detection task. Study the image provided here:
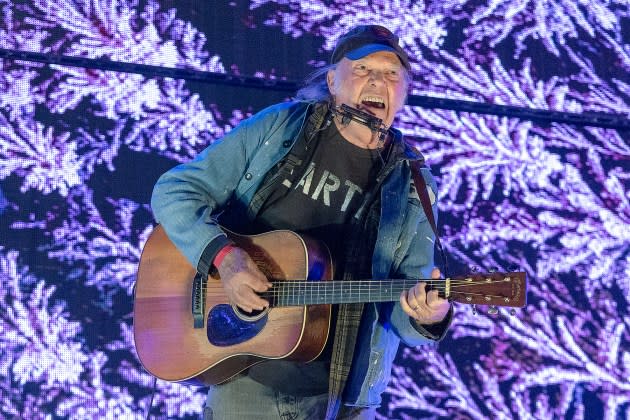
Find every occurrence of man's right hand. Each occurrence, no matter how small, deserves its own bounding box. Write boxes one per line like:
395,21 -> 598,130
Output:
216,247 -> 272,313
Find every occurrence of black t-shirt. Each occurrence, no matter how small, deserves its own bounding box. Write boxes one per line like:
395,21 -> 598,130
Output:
256,121 -> 381,258
247,122 -> 382,395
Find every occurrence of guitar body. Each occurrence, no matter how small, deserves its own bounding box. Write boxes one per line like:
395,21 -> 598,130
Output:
134,226 -> 528,385
133,225 -> 333,385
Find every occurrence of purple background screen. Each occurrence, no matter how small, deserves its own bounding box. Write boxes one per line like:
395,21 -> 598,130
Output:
1,1 -> 629,418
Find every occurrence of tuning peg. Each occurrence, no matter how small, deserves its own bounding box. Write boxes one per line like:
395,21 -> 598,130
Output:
472,304 -> 477,315
488,305 -> 498,315
470,265 -> 480,273
510,309 -> 516,316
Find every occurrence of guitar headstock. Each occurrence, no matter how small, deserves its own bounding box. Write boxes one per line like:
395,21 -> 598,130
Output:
446,272 -> 527,308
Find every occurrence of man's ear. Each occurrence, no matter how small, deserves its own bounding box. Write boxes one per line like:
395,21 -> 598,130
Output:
326,70 -> 335,94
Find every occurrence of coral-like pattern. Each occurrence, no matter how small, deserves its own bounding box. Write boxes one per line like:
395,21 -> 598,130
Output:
1,0 -> 628,418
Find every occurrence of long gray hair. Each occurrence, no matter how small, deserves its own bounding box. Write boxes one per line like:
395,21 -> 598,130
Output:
295,64 -> 336,102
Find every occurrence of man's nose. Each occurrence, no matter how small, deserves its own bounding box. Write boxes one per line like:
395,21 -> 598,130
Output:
368,70 -> 385,84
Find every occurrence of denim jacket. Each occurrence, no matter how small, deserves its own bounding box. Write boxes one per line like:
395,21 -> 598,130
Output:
151,100 -> 451,407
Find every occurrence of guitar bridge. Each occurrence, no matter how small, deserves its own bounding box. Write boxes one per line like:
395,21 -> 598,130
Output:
192,272 -> 207,329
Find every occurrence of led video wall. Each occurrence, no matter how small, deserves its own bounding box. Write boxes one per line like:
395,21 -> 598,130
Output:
1,1 -> 628,418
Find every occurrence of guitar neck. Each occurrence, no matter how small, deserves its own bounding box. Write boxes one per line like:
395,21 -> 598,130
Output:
259,272 -> 527,308
261,279 -> 441,306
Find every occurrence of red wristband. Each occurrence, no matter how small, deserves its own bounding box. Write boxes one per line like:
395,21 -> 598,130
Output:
213,244 -> 236,269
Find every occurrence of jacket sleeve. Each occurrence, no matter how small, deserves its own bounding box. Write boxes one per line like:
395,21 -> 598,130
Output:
150,104 -> 287,273
387,166 -> 452,346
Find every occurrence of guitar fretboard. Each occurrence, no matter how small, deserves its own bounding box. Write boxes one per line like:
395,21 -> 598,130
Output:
259,279 -> 446,306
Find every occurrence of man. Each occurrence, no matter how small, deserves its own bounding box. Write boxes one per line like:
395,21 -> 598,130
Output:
151,25 -> 451,420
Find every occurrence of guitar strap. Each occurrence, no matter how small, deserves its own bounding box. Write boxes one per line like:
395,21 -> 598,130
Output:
246,150 -> 304,220
410,160 -> 438,236
409,160 -> 448,275
247,103 -> 329,220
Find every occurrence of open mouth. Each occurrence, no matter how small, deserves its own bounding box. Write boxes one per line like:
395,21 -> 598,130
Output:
362,100 -> 385,109
359,96 -> 386,115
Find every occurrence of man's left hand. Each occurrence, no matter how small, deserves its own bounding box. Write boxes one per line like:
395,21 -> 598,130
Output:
400,267 -> 450,325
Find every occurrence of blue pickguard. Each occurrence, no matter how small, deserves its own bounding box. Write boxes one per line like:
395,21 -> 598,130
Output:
207,304 -> 268,346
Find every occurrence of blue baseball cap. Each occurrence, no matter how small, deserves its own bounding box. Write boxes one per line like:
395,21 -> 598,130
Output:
331,25 -> 410,70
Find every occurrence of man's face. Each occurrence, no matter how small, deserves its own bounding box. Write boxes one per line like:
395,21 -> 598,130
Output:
327,51 -> 408,128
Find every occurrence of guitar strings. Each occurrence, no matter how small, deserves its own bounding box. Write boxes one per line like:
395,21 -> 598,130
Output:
201,278 -> 518,302
201,279 -> 515,293
201,279 -> 516,291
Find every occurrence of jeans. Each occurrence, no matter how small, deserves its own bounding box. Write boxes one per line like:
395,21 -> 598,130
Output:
203,374 -> 376,420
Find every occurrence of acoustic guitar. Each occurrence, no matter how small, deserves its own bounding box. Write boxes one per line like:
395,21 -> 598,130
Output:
133,225 -> 527,385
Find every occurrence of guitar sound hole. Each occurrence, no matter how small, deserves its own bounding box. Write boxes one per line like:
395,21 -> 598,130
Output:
233,304 -> 269,322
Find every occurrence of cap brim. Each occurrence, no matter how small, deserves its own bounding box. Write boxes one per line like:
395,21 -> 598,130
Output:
345,44 -> 399,60
344,44 -> 409,70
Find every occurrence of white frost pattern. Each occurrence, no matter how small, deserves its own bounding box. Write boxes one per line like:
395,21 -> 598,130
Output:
0,0 -> 628,418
